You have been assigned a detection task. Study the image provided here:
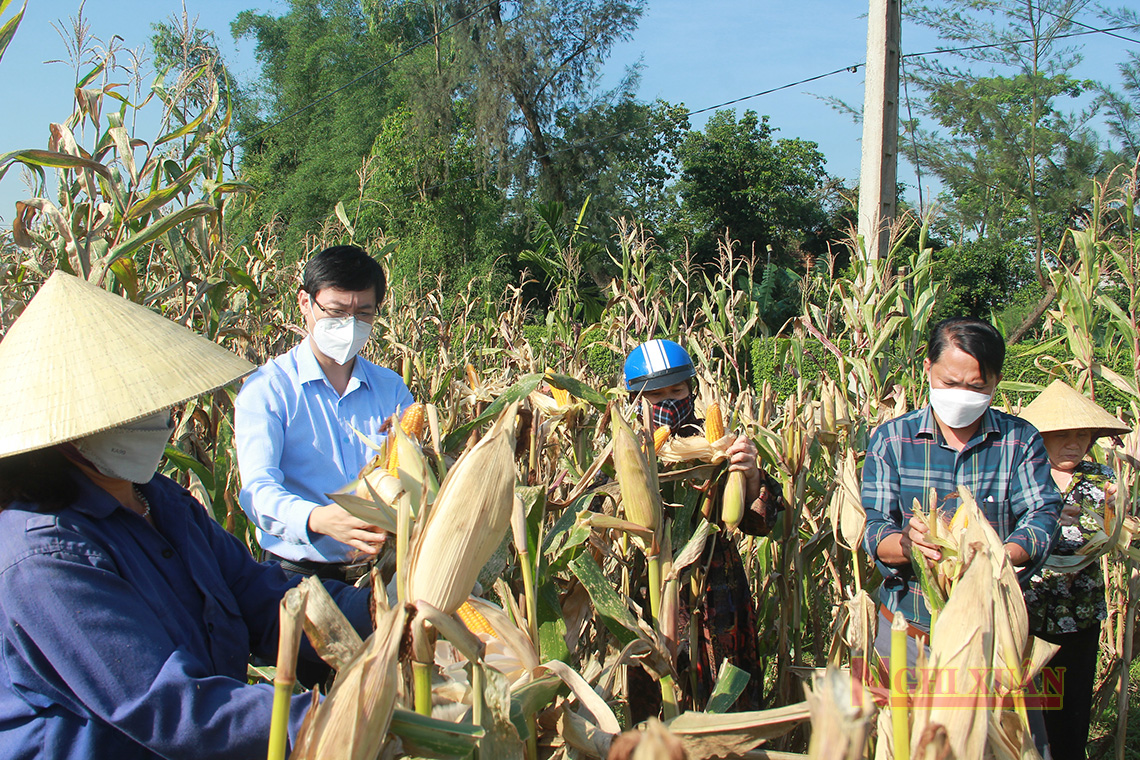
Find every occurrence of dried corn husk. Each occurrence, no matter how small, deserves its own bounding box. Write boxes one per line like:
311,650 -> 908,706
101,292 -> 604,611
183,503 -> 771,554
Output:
290,603 -> 409,760
829,448 -> 866,550
406,403 -> 519,615
910,541 -> 994,760
805,668 -> 874,760
611,411 -> 663,550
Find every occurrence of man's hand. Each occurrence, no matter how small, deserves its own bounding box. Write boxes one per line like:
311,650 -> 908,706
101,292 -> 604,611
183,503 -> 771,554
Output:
308,504 -> 389,556
899,514 -> 941,562
725,434 -> 761,502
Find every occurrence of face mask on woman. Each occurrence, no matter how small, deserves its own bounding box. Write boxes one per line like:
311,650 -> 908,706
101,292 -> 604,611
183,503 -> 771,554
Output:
310,313 -> 373,365
75,410 -> 175,483
651,395 -> 695,430
928,386 -> 992,429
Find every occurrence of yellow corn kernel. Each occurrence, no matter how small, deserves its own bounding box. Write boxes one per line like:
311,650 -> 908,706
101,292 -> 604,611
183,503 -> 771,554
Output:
386,436 -> 399,477
551,387 -> 571,406
465,363 -> 479,388
705,402 -> 725,442
653,425 -> 671,452
456,601 -> 497,637
401,403 -> 425,439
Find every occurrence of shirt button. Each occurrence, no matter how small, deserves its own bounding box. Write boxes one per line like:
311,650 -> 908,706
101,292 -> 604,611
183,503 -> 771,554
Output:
161,548 -> 174,559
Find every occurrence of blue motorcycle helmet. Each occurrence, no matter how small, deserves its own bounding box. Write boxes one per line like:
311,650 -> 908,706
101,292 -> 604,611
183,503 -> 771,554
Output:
624,339 -> 696,393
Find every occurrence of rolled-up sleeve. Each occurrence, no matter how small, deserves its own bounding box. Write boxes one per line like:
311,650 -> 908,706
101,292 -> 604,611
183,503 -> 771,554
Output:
861,430 -> 903,562
234,373 -> 320,546
1003,431 -> 1062,569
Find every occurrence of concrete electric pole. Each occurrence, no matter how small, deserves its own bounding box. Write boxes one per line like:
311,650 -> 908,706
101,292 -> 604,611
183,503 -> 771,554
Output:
857,0 -> 901,261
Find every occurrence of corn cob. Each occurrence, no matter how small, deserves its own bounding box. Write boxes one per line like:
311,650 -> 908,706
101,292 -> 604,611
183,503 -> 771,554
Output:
612,412 -> 663,543
707,402 -> 747,529
705,402 -> 725,442
386,405 -> 424,476
653,425 -> 671,452
405,403 -> 518,615
456,600 -> 497,637
401,403 -> 425,439
551,386 -> 571,406
465,363 -> 479,388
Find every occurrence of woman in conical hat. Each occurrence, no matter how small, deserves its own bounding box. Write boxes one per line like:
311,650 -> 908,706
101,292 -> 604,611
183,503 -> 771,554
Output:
1019,379 -> 1131,760
0,273 -> 373,759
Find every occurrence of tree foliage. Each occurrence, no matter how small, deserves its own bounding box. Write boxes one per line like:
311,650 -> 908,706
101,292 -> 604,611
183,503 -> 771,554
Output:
905,0 -> 1105,280
675,110 -> 830,270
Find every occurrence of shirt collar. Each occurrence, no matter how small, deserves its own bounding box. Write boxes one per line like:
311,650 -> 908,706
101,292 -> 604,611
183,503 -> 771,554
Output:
297,338 -> 370,391
65,469 -> 129,519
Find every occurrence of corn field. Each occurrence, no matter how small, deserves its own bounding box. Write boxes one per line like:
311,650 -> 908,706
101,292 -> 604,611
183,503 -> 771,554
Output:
2,24 -> 1140,760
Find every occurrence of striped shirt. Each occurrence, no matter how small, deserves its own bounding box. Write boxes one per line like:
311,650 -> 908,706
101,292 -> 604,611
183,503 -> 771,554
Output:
861,406 -> 1062,630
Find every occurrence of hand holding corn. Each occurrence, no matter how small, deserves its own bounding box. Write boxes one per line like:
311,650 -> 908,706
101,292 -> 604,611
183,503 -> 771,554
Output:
901,513 -> 941,562
723,434 -> 761,503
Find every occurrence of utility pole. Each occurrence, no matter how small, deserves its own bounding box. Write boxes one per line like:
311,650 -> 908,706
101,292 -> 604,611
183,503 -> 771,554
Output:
857,0 -> 901,261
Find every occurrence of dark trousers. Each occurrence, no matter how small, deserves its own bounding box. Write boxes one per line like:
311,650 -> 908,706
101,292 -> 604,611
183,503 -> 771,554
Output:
1035,626 -> 1099,760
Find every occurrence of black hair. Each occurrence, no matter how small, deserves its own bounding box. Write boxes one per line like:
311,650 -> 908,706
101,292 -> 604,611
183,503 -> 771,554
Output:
302,245 -> 387,302
927,317 -> 1005,382
0,448 -> 80,511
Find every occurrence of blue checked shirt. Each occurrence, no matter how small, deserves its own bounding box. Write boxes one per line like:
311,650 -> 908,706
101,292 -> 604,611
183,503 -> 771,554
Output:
861,406 -> 1062,630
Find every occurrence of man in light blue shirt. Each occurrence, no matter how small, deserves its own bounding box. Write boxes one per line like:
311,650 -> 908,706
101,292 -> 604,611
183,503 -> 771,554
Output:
235,245 -> 413,579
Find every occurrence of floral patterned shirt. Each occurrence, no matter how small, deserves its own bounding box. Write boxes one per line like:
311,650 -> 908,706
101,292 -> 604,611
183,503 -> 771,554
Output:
1024,461 -> 1112,635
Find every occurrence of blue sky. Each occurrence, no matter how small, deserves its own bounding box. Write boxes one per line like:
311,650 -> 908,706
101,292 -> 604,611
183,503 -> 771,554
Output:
0,1 -> 1134,224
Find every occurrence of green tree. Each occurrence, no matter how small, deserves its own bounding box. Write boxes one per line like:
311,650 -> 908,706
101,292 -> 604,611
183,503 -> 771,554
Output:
930,237 -> 1036,321
675,109 -> 831,269
905,0 -> 1107,341
447,0 -> 645,204
1097,6 -> 1140,163
231,0 -> 402,249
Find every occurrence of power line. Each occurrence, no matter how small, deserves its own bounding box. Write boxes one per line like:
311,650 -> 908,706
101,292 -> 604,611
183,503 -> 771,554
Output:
401,64 -> 865,200
902,22 -> 1140,60
233,1 -> 497,149
1021,3 -> 1140,46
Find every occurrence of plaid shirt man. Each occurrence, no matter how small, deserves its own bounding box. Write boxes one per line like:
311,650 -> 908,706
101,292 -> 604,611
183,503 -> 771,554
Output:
862,405 -> 1062,630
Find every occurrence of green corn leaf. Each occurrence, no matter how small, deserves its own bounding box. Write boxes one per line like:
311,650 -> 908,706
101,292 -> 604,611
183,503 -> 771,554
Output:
705,661 -> 750,713
568,553 -> 639,646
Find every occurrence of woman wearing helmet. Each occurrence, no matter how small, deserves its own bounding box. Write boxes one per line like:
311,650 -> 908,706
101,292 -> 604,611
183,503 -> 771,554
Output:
623,338 -> 784,713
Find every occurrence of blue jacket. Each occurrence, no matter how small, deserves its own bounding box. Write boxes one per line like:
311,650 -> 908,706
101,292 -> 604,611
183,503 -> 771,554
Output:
0,471 -> 371,759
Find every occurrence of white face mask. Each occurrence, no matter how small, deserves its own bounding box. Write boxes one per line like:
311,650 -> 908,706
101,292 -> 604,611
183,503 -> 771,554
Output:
928,386 -> 992,429
76,410 -> 175,484
310,313 -> 372,365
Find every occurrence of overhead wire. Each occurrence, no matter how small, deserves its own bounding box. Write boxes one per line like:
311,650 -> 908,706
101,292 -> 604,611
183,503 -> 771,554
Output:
228,4 -> 1140,209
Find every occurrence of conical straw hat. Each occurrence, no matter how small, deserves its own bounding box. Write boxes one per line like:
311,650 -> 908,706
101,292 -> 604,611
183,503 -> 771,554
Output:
0,271 -> 255,458
1019,379 -> 1131,439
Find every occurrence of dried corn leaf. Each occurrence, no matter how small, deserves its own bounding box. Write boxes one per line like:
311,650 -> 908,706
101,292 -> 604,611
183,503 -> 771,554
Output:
297,576 -> 363,672
664,702 -> 810,758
